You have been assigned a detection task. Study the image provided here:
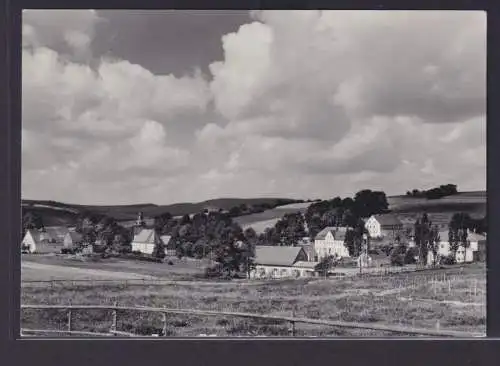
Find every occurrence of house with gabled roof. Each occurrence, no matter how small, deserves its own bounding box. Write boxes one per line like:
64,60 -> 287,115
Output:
249,246 -> 319,279
131,228 -> 159,255
313,226 -> 350,260
364,214 -> 403,239
22,229 -> 64,254
427,230 -> 487,265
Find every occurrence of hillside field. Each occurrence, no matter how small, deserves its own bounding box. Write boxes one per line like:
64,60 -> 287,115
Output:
235,191 -> 486,234
21,262 -> 486,337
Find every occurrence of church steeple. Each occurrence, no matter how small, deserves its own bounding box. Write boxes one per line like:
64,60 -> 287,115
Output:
136,211 -> 145,226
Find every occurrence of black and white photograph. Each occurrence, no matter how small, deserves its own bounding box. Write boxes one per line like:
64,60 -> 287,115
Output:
20,9 -> 486,337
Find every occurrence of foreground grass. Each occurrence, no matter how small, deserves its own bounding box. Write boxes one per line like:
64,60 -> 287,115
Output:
21,264 -> 486,337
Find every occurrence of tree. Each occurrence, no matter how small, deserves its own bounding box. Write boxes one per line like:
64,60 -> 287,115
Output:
428,225 -> 441,267
449,213 -> 470,259
390,245 -> 406,266
353,189 -> 389,218
414,214 -> 432,267
22,211 -> 44,236
315,255 -> 336,277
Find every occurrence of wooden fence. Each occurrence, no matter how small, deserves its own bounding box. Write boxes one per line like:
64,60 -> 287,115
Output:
21,304 -> 484,338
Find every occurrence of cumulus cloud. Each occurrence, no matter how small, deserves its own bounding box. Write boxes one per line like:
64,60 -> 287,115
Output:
22,10 -> 486,204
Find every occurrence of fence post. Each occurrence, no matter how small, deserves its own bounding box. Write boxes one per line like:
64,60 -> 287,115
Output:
162,307 -> 168,337
289,308 -> 296,337
67,303 -> 72,332
111,301 -> 118,335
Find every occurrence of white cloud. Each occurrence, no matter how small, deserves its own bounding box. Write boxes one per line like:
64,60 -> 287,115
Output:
22,10 -> 486,204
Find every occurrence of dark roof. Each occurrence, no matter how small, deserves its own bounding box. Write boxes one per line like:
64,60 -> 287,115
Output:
315,226 -> 349,241
372,214 -> 403,227
254,246 -> 305,266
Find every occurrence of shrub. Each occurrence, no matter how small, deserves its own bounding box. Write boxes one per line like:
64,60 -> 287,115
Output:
404,247 -> 419,264
440,255 -> 456,265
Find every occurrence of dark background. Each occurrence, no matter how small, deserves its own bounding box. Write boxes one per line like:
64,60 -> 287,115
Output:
1,0 -> 499,365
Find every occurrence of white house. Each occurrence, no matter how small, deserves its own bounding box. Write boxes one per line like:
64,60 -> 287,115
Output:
313,227 -> 350,260
21,229 -> 63,254
427,230 -> 486,265
131,229 -> 161,255
160,235 -> 175,256
364,214 -> 403,239
249,246 -> 319,279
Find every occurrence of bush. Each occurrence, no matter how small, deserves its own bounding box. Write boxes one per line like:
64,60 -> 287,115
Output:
404,247 -> 419,264
390,245 -> 406,266
440,255 -> 456,265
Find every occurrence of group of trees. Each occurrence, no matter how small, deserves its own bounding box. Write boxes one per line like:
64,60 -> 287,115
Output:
388,211 -> 486,267
153,210 -> 255,277
259,213 -> 307,247
304,189 -> 389,240
406,184 -> 458,200
22,211 -> 44,237
75,213 -> 132,253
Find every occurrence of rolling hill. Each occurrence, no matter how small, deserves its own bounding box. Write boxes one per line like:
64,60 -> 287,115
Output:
21,191 -> 486,231
21,197 -> 305,227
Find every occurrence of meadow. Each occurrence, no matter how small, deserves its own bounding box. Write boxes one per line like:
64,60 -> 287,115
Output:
21,261 -> 486,337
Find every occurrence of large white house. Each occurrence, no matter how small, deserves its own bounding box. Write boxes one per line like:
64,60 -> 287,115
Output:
131,229 -> 161,255
427,230 -> 486,265
364,214 -> 403,239
249,246 -> 318,279
313,227 -> 350,260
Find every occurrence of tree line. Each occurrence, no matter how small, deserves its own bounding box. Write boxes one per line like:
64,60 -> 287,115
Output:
406,184 -> 458,200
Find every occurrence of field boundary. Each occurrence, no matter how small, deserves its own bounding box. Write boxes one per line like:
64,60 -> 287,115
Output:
21,304 -> 484,338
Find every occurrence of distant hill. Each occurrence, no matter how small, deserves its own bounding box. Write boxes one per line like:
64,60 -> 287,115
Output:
21,197 -> 304,227
21,190 -> 486,230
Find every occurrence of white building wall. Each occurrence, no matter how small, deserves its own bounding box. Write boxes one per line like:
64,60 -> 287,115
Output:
132,242 -> 155,255
249,265 -> 315,279
365,217 -> 382,238
314,232 -> 350,259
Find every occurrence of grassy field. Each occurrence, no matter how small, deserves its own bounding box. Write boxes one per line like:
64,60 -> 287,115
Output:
21,259 -> 486,337
234,202 -> 312,233
21,254 -> 212,281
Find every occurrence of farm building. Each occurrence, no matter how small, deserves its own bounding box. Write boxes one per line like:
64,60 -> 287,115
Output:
63,232 -> 83,250
43,227 -> 70,243
160,235 -> 176,256
314,227 -> 350,260
21,229 -> 63,254
299,243 -> 315,262
131,229 -> 159,255
364,214 -> 404,239
249,246 -> 319,279
131,228 -> 171,255
426,230 -> 486,265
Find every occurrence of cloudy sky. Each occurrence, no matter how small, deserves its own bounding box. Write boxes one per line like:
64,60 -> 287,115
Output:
22,10 -> 486,205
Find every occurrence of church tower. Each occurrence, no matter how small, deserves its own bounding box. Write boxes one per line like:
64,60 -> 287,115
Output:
133,212 -> 145,235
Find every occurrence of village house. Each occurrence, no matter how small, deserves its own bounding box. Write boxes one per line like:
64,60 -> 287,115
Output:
41,226 -> 70,243
313,227 -> 350,260
21,229 -> 64,254
131,228 -> 161,255
63,232 -> 83,251
160,235 -> 176,256
427,230 -> 487,265
364,214 -> 404,239
249,246 -> 319,279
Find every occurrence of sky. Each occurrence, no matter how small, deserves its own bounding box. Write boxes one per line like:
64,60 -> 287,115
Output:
21,10 -> 487,205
